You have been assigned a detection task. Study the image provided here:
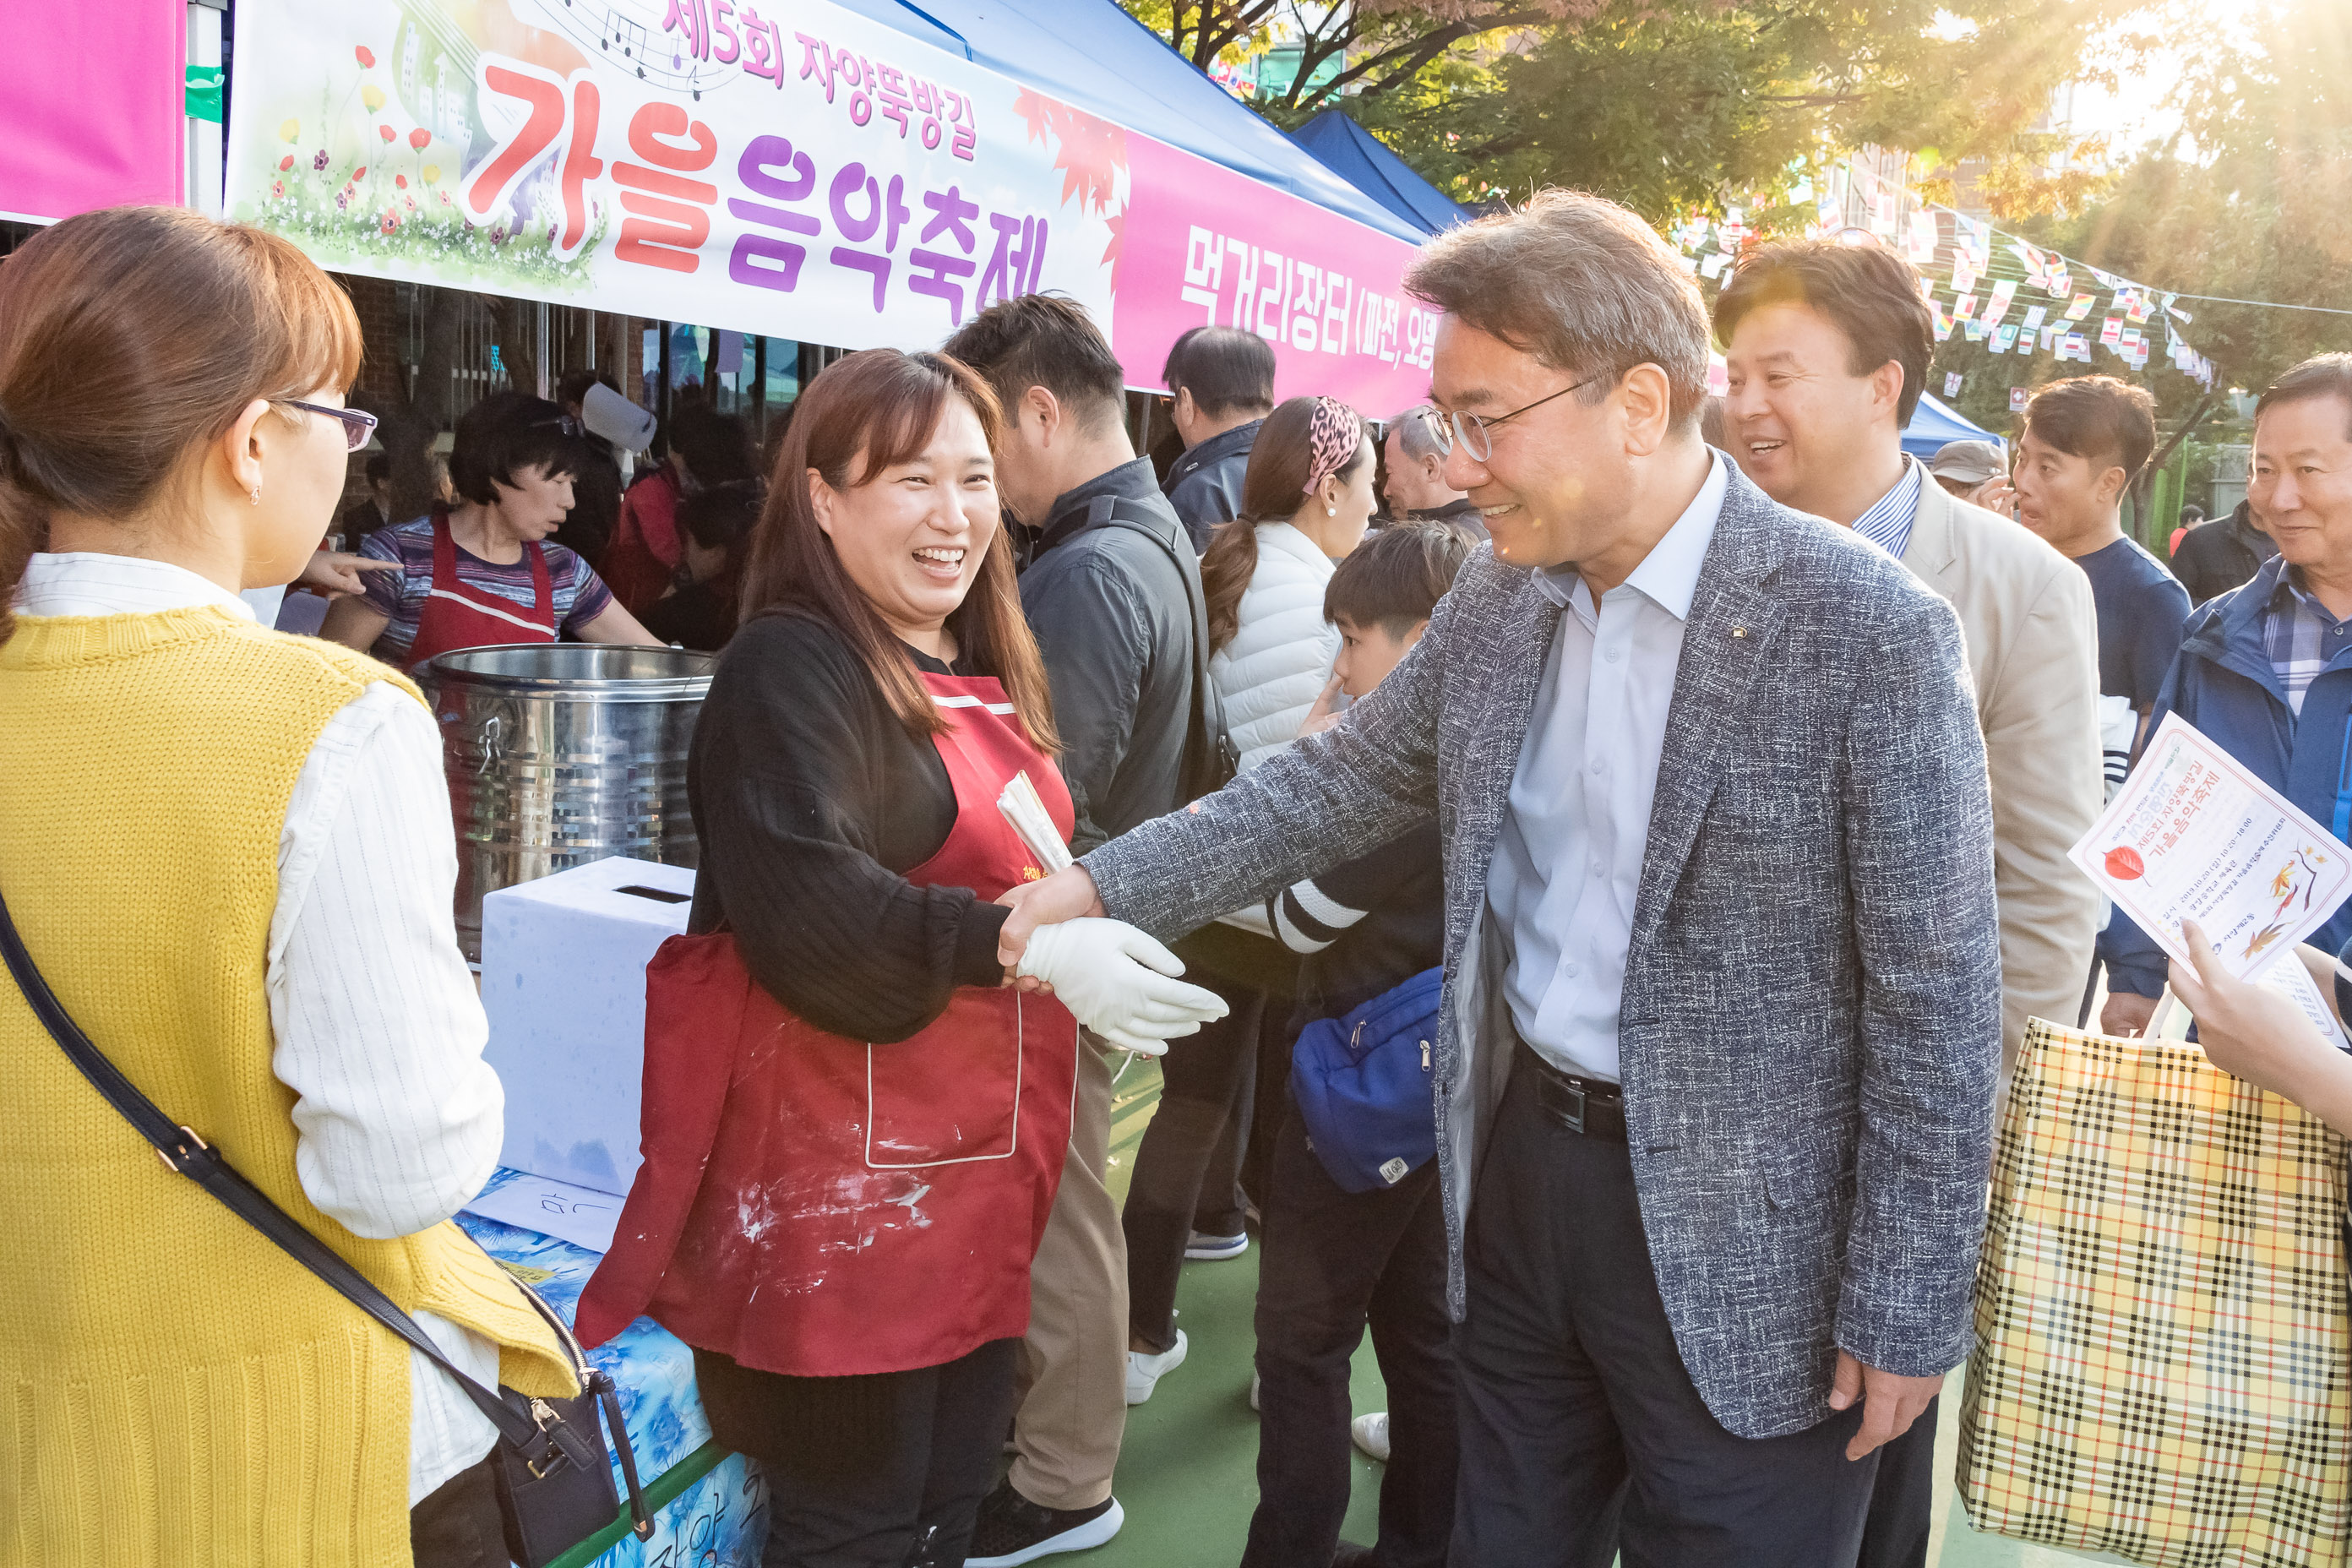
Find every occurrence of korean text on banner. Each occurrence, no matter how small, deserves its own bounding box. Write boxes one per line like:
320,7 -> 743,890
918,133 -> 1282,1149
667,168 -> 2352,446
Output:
2069,713 -> 2352,978
221,0 -> 1432,412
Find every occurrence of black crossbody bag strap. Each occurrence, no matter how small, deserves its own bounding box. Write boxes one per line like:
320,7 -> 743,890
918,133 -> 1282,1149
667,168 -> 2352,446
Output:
1087,494 -> 1239,798
0,883 -> 604,1482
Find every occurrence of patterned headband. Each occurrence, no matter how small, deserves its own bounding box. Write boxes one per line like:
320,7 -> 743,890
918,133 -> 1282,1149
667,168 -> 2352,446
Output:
1301,397 -> 1364,498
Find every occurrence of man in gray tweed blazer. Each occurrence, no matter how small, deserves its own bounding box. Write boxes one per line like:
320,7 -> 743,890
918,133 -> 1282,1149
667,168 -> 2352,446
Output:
1002,191 -> 2002,1566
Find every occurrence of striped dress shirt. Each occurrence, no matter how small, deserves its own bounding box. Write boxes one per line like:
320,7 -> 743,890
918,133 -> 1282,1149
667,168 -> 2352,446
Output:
1850,456 -> 1926,561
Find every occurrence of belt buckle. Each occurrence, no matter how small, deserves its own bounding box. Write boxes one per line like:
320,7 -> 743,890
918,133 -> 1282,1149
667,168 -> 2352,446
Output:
1539,1072 -> 1587,1135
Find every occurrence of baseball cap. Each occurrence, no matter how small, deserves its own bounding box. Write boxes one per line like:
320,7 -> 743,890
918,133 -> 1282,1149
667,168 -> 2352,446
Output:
1930,439 -> 2006,486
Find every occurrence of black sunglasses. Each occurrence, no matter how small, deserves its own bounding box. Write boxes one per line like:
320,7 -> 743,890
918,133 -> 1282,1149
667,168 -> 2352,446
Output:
284,398 -> 379,452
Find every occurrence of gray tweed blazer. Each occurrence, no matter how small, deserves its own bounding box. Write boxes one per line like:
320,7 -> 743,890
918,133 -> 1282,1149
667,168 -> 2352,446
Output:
1083,460 -> 2002,1441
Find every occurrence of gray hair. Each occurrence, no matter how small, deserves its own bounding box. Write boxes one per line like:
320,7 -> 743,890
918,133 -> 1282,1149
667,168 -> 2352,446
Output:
1387,404 -> 1447,464
1404,189 -> 1711,426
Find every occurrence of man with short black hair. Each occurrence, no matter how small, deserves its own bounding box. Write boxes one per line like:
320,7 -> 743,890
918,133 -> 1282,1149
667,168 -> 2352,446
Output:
942,292 -> 1204,1565
2173,498 -> 2278,605
1381,405 -> 1484,533
1718,242 -> 2105,1568
1002,188 -> 2004,1566
1161,325 -> 1277,547
2103,354 -> 2352,1031
2001,375 -> 2191,810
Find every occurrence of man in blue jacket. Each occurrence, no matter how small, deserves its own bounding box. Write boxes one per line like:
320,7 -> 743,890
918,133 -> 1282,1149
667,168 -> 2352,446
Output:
2104,353 -> 2352,1029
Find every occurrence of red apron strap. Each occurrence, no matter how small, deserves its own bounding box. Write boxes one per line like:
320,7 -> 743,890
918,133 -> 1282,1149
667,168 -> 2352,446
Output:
525,540 -> 553,626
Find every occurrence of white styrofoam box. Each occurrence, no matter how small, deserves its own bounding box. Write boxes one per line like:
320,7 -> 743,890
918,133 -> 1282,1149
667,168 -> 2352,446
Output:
480,856 -> 696,1195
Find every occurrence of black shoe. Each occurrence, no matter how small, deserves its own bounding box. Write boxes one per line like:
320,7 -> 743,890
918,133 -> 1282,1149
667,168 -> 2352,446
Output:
963,1479 -> 1124,1565
1330,1544 -> 1381,1568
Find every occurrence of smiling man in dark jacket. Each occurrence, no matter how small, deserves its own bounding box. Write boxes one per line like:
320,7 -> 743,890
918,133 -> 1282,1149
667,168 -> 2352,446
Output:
942,293 -> 1203,1565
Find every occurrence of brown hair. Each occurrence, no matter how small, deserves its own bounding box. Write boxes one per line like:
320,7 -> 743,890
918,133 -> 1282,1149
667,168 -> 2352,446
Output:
2023,375 -> 2157,480
1326,519 -> 1476,638
1201,395 -> 1372,651
737,348 -> 1058,752
0,206 -> 364,640
1713,239 -> 1936,425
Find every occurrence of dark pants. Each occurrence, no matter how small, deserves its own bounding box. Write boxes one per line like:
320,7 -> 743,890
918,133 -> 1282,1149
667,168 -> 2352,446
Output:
410,1450 -> 509,1568
1124,975 -> 1264,1351
694,1337 -> 1019,1567
1452,1048 -> 1880,1568
1854,1396 -> 1936,1568
1245,1105 -> 1457,1568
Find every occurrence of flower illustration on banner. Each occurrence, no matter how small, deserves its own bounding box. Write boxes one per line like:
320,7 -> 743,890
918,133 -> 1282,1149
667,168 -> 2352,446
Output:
355,45 -> 375,68
362,85 -> 386,113
409,128 -> 432,150
1014,87 -> 1130,284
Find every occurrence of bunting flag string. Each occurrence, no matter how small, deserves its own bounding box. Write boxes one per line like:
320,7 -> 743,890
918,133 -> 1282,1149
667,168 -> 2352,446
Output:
1663,156 -> 2221,402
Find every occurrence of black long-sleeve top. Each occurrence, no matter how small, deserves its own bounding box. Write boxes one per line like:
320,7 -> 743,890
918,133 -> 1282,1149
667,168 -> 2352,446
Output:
685,610 -> 1010,1042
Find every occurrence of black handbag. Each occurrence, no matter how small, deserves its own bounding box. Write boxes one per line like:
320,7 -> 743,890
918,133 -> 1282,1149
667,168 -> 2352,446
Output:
0,885 -> 653,1566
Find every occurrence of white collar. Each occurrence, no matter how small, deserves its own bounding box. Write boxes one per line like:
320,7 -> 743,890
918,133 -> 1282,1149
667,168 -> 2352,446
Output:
14,553 -> 259,623
1256,520 -> 1341,574
1533,449 -> 1729,623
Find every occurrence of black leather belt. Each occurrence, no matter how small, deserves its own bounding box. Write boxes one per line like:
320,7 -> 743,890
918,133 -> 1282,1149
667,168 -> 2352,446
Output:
1515,1036 -> 1627,1141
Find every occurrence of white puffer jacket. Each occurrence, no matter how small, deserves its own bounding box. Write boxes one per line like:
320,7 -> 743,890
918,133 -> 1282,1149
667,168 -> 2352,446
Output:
1211,521 -> 1342,771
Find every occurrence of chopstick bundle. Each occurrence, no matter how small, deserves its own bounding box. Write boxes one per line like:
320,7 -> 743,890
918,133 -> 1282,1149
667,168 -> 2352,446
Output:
998,771 -> 1074,875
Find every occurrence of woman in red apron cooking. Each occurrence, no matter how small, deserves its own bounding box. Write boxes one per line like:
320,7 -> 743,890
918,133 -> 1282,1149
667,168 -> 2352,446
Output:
318,390 -> 656,669
577,350 -> 1225,1568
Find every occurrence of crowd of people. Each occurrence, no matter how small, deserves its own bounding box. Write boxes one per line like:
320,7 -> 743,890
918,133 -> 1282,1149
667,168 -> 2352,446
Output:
3,185 -> 2350,1568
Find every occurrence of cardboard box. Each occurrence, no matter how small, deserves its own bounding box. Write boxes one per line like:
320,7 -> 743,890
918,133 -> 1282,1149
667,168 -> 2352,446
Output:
480,856 -> 695,1195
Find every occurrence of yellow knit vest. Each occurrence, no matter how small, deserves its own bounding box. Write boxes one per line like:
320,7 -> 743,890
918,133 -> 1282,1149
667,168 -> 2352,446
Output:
0,606 -> 576,1567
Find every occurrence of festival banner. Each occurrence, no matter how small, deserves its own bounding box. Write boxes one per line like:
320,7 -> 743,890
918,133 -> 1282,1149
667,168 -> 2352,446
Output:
222,0 -> 1436,411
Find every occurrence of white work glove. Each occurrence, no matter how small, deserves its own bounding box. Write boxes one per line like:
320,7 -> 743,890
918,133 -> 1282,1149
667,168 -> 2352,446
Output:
1015,917 -> 1230,1055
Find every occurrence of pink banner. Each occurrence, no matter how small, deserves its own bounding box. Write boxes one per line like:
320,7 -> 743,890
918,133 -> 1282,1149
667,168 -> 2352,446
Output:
1113,133 -> 1437,419
0,0 -> 184,223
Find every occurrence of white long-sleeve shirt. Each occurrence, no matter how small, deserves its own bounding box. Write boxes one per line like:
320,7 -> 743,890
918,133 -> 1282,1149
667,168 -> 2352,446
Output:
16,553 -> 506,1505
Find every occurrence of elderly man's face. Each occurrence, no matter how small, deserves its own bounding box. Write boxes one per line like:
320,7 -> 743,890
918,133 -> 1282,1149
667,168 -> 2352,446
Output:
1428,318 -> 1629,570
2252,394 -> 2352,578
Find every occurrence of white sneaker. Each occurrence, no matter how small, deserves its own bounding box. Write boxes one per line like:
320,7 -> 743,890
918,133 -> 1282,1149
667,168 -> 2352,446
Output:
1351,1412 -> 1391,1462
1125,1329 -> 1188,1405
1185,1230 -> 1249,1260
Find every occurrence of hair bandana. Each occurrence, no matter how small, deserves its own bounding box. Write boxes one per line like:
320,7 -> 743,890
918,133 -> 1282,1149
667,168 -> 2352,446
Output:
1302,397 -> 1364,498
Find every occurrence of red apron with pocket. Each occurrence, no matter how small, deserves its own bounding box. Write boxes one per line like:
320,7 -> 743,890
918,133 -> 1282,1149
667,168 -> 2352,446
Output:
575,671 -> 1081,1375
403,510 -> 558,668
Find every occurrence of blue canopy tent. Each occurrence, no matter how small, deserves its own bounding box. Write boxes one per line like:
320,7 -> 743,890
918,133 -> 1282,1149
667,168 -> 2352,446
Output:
828,0 -> 1429,243
1289,109 -> 1473,237
1903,391 -> 2002,459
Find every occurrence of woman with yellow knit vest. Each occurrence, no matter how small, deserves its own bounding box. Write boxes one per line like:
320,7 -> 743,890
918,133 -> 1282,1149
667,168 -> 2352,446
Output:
0,207 -> 577,1565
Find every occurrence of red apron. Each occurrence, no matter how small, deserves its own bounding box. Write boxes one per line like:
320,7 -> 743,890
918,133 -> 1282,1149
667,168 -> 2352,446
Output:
576,672 -> 1081,1376
404,510 -> 558,667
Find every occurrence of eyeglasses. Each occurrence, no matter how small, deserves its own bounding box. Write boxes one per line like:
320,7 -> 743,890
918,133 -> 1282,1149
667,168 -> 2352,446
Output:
1428,378 -> 1592,462
284,398 -> 380,452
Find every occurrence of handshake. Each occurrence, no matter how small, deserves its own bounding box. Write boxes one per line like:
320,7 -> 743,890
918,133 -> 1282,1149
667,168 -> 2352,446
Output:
998,865 -> 1228,1056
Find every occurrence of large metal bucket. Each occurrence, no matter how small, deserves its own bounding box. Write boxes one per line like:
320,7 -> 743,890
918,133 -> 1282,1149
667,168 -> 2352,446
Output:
427,643 -> 715,959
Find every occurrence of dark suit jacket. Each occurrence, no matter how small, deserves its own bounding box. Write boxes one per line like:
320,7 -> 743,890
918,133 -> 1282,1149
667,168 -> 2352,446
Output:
1085,460 -> 2001,1440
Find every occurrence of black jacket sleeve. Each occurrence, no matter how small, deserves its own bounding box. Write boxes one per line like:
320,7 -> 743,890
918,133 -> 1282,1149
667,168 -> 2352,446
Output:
692,616 -> 1009,1042
1022,557 -> 1150,855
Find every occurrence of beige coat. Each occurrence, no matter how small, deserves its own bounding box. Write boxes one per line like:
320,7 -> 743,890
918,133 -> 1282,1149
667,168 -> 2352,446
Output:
1901,477 -> 2105,1071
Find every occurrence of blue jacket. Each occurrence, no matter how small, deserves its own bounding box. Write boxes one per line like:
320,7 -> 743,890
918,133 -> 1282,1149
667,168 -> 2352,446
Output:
2106,554 -> 2352,997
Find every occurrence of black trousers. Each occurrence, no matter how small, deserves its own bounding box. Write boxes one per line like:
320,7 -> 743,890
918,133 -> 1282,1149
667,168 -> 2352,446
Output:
1854,1396 -> 1936,1568
1452,1049 -> 1880,1568
1244,1106 -> 1458,1568
410,1450 -> 509,1568
693,1337 -> 1019,1567
1123,974 -> 1265,1351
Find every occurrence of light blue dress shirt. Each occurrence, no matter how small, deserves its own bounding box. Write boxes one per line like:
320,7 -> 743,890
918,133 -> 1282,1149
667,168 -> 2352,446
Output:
1484,452 -> 1732,1082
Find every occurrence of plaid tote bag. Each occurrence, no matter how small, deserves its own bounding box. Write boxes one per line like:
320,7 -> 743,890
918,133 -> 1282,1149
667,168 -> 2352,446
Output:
1958,1015 -> 2352,1566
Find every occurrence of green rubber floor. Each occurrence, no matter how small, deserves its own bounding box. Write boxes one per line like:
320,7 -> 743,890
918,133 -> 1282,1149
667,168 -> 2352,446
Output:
1080,1057 -> 2058,1568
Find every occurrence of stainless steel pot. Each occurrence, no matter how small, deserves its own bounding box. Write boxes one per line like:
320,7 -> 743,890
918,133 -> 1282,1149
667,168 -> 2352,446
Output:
427,643 -> 715,959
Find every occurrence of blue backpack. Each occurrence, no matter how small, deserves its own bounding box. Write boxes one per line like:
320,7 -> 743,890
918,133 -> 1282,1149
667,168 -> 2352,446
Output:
1288,967 -> 1444,1194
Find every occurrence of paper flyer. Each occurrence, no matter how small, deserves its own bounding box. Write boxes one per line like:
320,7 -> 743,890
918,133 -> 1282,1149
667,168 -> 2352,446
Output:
2263,959 -> 2352,1054
464,1170 -> 623,1254
2065,293 -> 2097,321
2023,304 -> 2048,332
2070,713 -> 2352,980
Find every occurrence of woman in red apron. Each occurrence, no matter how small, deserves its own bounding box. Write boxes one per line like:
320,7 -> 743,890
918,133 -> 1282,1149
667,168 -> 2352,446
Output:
317,391 -> 656,668
576,350 -> 1223,1568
